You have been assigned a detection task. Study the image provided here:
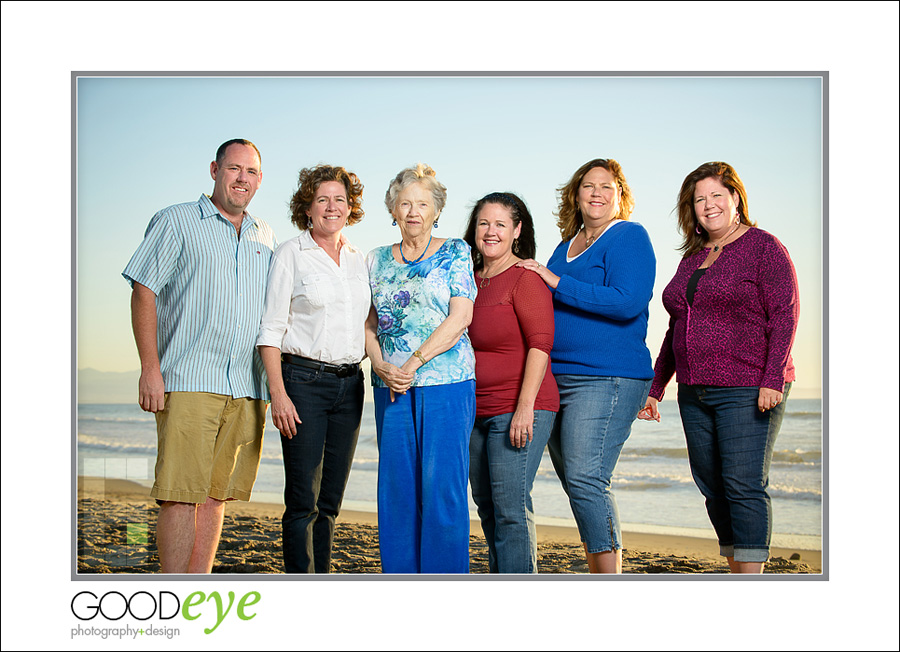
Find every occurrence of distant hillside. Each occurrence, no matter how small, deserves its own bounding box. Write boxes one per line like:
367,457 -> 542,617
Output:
78,368 -> 140,404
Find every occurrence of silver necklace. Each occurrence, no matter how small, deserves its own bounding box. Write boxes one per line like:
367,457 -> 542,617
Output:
479,260 -> 512,288
583,220 -> 614,247
711,223 -> 740,252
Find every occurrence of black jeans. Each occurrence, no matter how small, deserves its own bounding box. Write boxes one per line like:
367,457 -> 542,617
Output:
281,362 -> 364,573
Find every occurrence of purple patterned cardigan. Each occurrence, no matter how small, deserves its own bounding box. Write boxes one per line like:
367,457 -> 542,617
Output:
649,227 -> 799,401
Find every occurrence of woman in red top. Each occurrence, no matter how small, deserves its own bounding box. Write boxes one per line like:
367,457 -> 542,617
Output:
463,192 -> 559,573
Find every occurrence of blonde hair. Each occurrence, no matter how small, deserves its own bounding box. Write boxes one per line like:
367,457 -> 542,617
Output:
556,158 -> 634,242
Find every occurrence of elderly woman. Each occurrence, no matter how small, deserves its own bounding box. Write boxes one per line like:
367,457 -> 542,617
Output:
365,163 -> 477,574
519,158 -> 656,573
463,192 -> 559,574
638,161 -> 799,573
256,164 -> 370,573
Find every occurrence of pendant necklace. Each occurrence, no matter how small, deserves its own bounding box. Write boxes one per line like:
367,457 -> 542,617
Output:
583,220 -> 614,247
479,265 -> 498,289
479,259 -> 511,289
710,223 -> 740,252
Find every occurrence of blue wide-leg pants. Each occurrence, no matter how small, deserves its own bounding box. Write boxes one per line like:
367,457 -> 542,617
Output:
374,381 -> 475,573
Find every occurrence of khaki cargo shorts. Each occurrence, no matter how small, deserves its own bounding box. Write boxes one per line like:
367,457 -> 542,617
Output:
151,392 -> 267,503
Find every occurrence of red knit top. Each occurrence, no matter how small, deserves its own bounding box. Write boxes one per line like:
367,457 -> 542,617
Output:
469,266 -> 560,418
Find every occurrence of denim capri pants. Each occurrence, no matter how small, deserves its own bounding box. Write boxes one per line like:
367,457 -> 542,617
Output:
548,374 -> 651,554
677,383 -> 791,562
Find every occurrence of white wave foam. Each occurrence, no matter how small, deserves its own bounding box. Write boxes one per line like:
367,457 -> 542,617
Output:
77,433 -> 156,455
768,483 -> 822,500
772,449 -> 821,464
78,415 -> 155,424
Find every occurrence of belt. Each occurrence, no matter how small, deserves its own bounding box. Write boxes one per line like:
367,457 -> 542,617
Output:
281,353 -> 360,378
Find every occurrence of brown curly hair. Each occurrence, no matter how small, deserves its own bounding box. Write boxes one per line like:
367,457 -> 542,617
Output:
289,164 -> 364,231
556,158 -> 635,242
676,161 -> 756,257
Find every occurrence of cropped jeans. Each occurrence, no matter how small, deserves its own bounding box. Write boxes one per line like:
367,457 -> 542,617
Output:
281,362 -> 364,573
469,409 -> 556,573
548,375 -> 651,554
677,383 -> 791,563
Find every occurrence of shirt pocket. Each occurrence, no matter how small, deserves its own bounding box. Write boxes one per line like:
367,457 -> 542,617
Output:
299,273 -> 337,309
352,272 -> 372,303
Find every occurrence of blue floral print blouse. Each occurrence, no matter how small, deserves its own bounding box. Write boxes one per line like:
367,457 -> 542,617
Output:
367,238 -> 478,387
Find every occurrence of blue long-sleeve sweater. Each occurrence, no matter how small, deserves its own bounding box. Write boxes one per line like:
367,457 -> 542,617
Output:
546,221 -> 656,379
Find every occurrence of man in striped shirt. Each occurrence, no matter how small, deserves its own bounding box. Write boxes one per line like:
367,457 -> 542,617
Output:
123,139 -> 277,573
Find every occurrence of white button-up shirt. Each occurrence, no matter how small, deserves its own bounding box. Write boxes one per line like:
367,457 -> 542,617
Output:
257,229 -> 370,364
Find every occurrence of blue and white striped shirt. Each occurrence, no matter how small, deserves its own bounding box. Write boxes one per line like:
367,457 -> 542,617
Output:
123,194 -> 277,399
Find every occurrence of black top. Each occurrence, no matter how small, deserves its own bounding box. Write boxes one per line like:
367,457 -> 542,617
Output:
686,267 -> 709,306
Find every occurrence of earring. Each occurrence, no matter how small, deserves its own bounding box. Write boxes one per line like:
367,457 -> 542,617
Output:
433,219 -> 439,229
513,239 -> 520,254
695,224 -> 702,235
392,219 -> 397,226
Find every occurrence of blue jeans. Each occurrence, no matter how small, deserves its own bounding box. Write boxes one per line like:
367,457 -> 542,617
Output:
677,383 -> 791,563
281,363 -> 364,573
469,409 -> 556,573
548,375 -> 651,553
374,381 -> 475,574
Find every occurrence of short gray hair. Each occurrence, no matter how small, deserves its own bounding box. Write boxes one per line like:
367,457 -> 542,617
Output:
384,163 -> 448,215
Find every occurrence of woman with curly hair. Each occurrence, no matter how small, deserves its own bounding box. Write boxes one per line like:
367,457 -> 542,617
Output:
257,164 -> 370,573
519,158 -> 656,573
365,163 -> 477,573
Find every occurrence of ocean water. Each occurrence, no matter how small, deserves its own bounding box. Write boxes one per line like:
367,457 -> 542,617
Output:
77,398 -> 823,549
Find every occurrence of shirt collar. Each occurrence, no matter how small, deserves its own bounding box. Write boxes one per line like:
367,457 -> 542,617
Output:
298,228 -> 359,254
198,194 -> 257,228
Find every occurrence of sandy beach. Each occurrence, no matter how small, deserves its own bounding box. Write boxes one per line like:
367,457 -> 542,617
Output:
77,477 -> 821,575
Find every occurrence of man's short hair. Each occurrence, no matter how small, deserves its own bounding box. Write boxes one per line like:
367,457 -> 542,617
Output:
215,139 -> 261,166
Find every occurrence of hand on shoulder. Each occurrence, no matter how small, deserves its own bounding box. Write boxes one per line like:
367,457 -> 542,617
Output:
516,258 -> 559,289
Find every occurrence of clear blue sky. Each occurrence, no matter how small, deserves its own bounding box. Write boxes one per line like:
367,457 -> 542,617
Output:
77,74 -> 823,395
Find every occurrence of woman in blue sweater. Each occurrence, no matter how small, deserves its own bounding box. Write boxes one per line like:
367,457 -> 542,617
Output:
518,158 -> 655,573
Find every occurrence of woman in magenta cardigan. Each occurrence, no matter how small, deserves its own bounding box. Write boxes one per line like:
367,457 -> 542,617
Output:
639,161 -> 799,573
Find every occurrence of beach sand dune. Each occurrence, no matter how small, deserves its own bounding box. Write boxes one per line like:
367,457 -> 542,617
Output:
77,477 -> 820,575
